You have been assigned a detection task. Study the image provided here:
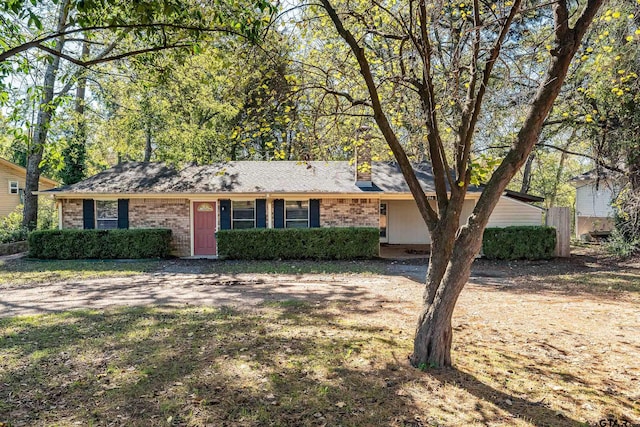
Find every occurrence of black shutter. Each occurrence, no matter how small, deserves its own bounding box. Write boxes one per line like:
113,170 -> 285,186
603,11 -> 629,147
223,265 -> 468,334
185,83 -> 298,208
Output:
310,199 -> 320,228
273,199 -> 284,228
220,199 -> 232,229
82,199 -> 95,229
256,199 -> 266,228
117,199 -> 129,229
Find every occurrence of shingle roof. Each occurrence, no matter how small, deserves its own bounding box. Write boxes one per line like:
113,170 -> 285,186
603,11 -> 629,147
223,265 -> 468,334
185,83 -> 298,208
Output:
569,169 -> 610,183
0,157 -> 58,186
46,161 -> 478,195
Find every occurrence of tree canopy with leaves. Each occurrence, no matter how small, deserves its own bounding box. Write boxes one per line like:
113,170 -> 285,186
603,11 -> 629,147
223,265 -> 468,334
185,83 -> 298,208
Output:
0,0 -> 276,229
293,0 -> 609,367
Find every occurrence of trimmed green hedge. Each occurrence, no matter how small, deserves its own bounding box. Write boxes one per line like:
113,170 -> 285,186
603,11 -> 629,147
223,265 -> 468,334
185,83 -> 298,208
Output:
482,226 -> 556,260
28,229 -> 172,259
217,227 -> 379,260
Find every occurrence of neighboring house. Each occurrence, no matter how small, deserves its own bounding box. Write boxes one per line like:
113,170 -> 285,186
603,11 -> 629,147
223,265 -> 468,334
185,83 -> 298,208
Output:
0,157 -> 58,218
570,170 -> 621,238
41,161 -> 544,257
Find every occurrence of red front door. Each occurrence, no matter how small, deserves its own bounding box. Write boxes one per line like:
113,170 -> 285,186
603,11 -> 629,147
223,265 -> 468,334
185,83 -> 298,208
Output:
194,202 -> 217,255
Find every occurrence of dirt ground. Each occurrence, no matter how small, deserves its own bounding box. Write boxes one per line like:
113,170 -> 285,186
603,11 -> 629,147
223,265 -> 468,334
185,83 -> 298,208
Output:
0,247 -> 639,425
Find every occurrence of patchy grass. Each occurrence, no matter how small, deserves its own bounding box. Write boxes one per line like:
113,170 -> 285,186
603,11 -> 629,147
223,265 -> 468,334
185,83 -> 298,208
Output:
1,245 -> 639,426
1,300 -> 638,427
0,258 -> 386,287
0,259 -> 161,286
202,259 -> 387,275
551,270 -> 640,293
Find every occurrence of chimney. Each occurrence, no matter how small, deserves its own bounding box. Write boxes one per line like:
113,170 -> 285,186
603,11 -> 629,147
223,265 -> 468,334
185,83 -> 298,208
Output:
355,126 -> 373,188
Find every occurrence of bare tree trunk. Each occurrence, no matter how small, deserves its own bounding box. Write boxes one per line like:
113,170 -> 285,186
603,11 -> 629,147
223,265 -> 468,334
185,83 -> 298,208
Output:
61,37 -> 89,185
22,0 -> 69,229
409,3 -> 603,367
628,142 -> 640,191
412,216 -> 466,368
548,131 -> 575,207
144,126 -> 153,162
412,228 -> 481,367
520,153 -> 535,194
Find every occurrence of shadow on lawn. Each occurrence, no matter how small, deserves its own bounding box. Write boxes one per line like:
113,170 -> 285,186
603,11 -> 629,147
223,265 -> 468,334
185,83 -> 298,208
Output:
0,305 -> 590,427
0,270 -> 387,318
386,256 -> 640,299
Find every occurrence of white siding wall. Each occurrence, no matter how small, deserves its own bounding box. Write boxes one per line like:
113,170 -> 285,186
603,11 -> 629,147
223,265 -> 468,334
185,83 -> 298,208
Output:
386,196 -> 542,244
387,200 -> 431,244
486,196 -> 544,228
575,183 -> 615,218
386,199 -> 476,244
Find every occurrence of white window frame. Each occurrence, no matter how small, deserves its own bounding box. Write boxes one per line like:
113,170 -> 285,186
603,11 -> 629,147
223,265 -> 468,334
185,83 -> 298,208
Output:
232,200 -> 256,229
95,200 -> 118,230
285,200 -> 309,228
8,180 -> 18,195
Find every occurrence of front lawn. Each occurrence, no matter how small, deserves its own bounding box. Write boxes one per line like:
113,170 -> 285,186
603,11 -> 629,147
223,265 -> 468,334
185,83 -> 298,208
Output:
0,258 -> 387,286
1,247 -> 639,426
1,299 -> 638,426
0,259 -> 161,286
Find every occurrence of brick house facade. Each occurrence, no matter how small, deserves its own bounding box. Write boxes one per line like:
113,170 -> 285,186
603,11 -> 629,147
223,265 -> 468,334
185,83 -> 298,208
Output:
47,161 -> 544,258
58,196 -> 380,257
320,198 -> 379,228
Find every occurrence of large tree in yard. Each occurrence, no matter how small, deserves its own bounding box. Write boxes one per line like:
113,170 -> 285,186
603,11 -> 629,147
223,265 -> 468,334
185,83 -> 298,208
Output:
312,0 -> 606,367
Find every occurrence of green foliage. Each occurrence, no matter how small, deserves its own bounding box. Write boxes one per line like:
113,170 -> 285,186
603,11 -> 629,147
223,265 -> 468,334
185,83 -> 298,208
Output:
482,226 -> 556,260
37,198 -> 58,230
469,155 -> 502,187
605,228 -> 639,258
0,206 -> 27,244
609,186 -> 640,257
0,201 -> 56,244
60,135 -> 87,184
92,40 -> 302,165
28,229 -> 172,259
216,227 -> 379,260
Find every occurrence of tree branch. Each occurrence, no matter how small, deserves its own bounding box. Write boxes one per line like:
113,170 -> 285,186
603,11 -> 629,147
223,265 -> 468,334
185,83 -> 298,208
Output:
319,0 -> 438,226
0,23 -> 245,63
486,143 -> 626,174
459,0 -> 522,180
470,0 -> 604,234
418,0 -> 454,209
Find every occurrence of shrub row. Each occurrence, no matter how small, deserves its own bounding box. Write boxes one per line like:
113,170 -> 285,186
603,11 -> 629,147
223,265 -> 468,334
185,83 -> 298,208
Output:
28,229 -> 172,259
482,226 -> 556,260
216,227 -> 379,260
0,227 -> 28,244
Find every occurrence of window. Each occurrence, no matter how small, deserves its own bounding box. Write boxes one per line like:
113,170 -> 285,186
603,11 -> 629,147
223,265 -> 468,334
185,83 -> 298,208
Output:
8,181 -> 18,194
96,200 -> 118,229
286,200 -> 309,228
379,203 -> 387,238
232,200 -> 255,229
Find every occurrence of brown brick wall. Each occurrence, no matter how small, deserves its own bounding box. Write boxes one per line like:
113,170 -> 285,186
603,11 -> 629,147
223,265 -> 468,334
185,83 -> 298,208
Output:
61,199 -> 83,229
60,198 -> 191,257
129,199 -> 190,257
320,198 -> 379,227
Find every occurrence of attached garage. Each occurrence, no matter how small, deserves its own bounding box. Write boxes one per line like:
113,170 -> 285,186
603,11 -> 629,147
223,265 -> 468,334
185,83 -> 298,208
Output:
382,195 -> 542,246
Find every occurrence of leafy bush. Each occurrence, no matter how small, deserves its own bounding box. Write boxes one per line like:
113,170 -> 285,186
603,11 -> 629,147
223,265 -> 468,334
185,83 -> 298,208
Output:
29,229 -> 172,259
217,227 -> 379,260
609,186 -> 640,257
606,228 -> 640,258
482,226 -> 556,260
0,201 -> 58,244
0,206 -> 28,244
37,198 -> 58,230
